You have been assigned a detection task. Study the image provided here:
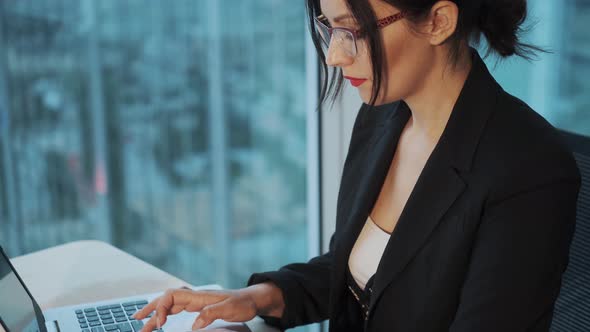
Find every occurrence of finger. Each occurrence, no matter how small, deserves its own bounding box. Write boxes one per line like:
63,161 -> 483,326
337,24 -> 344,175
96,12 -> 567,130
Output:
154,289 -> 202,327
133,296 -> 160,320
140,289 -> 226,332
139,313 -> 159,332
168,304 -> 185,315
153,290 -> 177,328
191,300 -> 230,330
139,290 -> 183,332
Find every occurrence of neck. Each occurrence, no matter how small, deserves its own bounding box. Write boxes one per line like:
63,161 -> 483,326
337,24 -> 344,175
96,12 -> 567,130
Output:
403,48 -> 473,143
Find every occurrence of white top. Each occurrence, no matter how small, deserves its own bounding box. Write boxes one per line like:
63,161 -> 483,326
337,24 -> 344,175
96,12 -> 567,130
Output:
348,216 -> 391,290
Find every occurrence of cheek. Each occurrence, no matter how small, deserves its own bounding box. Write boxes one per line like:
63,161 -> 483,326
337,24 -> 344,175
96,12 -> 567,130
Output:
379,34 -> 429,101
352,32 -> 427,104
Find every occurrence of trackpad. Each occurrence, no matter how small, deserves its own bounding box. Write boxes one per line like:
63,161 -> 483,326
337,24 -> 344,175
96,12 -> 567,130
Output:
160,311 -> 250,331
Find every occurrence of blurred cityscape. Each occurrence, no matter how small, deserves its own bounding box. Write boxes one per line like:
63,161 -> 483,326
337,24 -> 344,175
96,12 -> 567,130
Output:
0,0 -> 311,294
481,0 -> 590,136
555,0 -> 590,134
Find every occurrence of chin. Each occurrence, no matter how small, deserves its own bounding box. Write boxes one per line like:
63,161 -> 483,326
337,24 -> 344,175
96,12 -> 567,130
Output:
358,90 -> 399,106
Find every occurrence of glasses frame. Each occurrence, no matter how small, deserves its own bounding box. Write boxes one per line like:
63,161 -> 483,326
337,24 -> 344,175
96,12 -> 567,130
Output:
314,12 -> 405,58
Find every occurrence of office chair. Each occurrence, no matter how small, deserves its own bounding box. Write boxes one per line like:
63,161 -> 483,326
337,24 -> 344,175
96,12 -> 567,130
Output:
550,130 -> 590,331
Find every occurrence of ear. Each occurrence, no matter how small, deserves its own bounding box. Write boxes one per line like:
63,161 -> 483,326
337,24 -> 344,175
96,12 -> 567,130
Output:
424,1 -> 459,46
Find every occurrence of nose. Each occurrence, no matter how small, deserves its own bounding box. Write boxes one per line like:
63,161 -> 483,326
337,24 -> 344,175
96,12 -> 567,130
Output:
325,40 -> 354,68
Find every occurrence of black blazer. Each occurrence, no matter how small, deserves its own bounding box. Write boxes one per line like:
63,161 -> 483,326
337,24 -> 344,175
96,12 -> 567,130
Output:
249,49 -> 581,332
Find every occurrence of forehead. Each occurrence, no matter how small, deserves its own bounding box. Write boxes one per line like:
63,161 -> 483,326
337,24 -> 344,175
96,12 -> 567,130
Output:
319,0 -> 396,21
319,0 -> 350,21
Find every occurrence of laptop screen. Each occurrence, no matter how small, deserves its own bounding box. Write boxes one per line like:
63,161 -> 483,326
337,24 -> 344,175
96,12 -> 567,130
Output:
0,249 -> 42,332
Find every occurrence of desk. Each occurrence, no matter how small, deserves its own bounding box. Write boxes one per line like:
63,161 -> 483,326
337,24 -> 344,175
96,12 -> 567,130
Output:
7,240 -> 278,332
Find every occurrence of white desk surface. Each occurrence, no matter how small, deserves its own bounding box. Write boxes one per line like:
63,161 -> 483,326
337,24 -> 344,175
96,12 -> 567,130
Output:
7,240 -> 278,332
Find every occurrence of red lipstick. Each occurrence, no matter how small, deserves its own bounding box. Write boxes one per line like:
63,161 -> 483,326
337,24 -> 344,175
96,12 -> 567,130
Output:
344,76 -> 367,87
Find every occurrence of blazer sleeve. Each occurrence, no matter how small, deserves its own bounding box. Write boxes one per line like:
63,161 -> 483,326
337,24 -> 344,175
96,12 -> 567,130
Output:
247,235 -> 335,329
449,179 -> 580,332
245,103 -> 380,329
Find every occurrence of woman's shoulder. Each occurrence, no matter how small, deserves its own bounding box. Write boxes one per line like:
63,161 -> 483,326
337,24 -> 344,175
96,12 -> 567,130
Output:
472,88 -> 580,194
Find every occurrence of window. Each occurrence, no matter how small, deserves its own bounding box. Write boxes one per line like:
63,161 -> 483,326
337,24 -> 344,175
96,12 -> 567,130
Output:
483,0 -> 590,135
0,0 -> 319,310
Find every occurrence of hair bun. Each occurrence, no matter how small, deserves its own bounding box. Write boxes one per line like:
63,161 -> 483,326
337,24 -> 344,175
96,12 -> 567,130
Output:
478,0 -> 528,57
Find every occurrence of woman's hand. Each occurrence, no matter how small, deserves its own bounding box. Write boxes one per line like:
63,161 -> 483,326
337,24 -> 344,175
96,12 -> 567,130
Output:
133,283 -> 284,332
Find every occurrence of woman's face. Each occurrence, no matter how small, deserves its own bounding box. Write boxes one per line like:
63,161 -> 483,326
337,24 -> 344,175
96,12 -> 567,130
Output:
319,0 -> 436,105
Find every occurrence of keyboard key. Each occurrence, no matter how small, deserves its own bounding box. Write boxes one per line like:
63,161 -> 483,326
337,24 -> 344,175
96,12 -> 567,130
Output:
78,318 -> 87,323
86,311 -> 98,317
89,321 -> 102,327
110,304 -> 122,310
99,310 -> 111,315
137,304 -> 145,309
117,322 -> 133,332
130,320 -> 144,332
76,309 -> 83,314
103,325 -> 118,331
97,305 -> 111,311
112,308 -> 123,313
84,308 -> 97,313
122,301 -> 137,307
135,300 -> 148,306
87,316 -> 99,322
82,329 -> 90,332
91,327 -> 105,332
80,323 -> 88,328
116,316 -> 128,323
102,319 -> 114,325
77,313 -> 86,319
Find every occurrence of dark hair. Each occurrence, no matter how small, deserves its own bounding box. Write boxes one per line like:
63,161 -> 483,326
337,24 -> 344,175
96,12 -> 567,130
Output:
306,0 -> 544,106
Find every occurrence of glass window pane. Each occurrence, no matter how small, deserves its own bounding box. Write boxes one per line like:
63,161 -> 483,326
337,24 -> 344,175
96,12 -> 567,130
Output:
481,0 -> 590,135
0,0 -> 313,303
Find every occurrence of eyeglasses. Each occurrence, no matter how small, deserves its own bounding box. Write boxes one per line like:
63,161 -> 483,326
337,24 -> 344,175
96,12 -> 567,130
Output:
314,12 -> 405,58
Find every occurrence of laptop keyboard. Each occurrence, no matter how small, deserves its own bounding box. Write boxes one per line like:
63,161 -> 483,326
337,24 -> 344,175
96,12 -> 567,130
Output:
75,300 -> 162,332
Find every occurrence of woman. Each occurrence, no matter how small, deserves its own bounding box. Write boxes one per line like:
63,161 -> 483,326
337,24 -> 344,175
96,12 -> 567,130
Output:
135,0 -> 580,331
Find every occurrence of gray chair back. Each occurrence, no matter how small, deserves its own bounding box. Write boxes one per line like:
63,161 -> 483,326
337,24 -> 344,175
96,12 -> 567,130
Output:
551,130 -> 590,331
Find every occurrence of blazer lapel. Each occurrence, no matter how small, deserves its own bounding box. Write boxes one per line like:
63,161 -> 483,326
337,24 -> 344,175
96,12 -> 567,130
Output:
331,101 -> 411,309
368,48 -> 503,310
368,146 -> 467,309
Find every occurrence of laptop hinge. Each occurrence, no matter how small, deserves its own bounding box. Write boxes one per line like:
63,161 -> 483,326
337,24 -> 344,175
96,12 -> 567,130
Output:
44,320 -> 60,332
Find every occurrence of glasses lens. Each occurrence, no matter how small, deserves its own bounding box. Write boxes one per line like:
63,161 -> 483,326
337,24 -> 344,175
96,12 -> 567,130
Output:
314,18 -> 357,58
315,21 -> 331,48
332,29 -> 357,57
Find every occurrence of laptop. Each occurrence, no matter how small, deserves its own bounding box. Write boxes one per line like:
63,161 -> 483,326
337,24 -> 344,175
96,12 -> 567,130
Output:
0,246 -> 250,332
